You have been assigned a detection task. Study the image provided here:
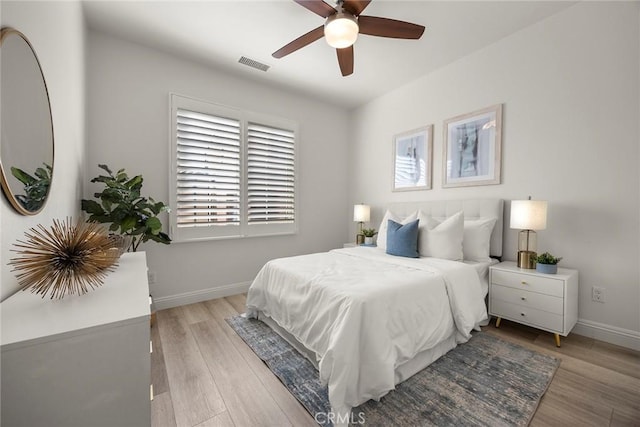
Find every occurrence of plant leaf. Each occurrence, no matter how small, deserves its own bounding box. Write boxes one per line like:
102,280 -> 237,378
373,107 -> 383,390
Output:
10,167 -> 36,185
98,164 -> 113,175
34,167 -> 49,180
131,226 -> 147,235
145,217 -> 162,234
147,232 -> 171,244
101,188 -> 123,203
125,175 -> 143,191
81,199 -> 105,215
116,172 -> 128,182
120,216 -> 138,233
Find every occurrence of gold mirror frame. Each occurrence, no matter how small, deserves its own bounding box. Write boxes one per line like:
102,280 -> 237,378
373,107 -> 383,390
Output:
0,27 -> 55,215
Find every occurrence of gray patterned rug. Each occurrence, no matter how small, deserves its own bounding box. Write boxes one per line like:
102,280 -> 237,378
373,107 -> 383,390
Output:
226,316 -> 559,427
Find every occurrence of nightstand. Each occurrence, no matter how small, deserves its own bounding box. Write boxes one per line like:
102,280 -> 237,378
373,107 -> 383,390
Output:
489,261 -> 578,347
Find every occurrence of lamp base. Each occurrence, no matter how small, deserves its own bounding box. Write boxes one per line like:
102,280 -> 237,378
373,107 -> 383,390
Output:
356,234 -> 364,245
517,250 -> 537,269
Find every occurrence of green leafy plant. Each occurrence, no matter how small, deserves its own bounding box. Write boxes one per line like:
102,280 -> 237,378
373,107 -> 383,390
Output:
81,164 -> 171,252
361,228 -> 377,238
10,163 -> 52,211
536,252 -> 562,265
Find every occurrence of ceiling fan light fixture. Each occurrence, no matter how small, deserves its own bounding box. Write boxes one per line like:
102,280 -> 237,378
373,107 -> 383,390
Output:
324,12 -> 359,49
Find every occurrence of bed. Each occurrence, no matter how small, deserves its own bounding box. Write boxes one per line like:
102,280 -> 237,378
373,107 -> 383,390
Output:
246,199 -> 504,421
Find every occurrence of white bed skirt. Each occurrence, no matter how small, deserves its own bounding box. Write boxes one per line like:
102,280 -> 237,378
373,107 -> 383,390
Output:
257,311 -> 458,391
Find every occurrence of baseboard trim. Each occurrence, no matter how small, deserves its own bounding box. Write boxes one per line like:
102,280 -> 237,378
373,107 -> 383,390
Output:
153,281 -> 252,310
572,319 -> 640,351
154,289 -> 640,351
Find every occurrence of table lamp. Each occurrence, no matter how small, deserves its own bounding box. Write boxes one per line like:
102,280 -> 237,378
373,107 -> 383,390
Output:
353,204 -> 370,245
510,198 -> 547,269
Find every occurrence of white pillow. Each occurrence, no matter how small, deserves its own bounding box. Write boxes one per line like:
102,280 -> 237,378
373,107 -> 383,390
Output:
377,210 -> 418,251
417,211 -> 464,260
463,217 -> 497,262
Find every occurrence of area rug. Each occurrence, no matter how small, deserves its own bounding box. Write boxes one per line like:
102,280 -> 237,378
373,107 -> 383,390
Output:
226,316 -> 559,426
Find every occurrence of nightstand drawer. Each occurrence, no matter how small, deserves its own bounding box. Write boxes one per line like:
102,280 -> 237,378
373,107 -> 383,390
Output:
491,284 -> 563,315
491,299 -> 563,332
491,269 -> 564,297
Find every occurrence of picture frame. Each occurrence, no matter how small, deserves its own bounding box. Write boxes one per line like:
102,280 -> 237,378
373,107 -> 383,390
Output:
392,125 -> 433,192
442,104 -> 502,188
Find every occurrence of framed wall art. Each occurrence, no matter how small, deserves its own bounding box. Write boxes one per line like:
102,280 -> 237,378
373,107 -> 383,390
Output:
442,104 -> 502,188
392,125 -> 433,192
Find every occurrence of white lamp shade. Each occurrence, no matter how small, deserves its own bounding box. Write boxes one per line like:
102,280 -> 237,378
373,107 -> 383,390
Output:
353,204 -> 370,222
325,13 -> 359,48
510,200 -> 547,230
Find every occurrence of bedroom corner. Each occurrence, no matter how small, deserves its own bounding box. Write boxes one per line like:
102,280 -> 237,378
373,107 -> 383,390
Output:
348,1 -> 640,351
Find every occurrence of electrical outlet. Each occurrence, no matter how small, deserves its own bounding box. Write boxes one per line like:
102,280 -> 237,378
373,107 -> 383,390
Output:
592,286 -> 605,303
147,270 -> 156,285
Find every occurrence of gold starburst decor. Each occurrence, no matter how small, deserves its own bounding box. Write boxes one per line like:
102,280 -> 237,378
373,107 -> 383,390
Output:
9,218 -> 124,299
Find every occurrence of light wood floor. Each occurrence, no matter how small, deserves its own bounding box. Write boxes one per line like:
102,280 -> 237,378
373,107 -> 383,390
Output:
151,294 -> 640,427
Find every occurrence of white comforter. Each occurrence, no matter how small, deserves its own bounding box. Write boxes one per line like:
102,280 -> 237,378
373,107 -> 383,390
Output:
246,247 -> 487,416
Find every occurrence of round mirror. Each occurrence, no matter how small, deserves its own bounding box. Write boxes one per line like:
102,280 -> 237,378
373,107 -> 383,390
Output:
0,27 -> 54,215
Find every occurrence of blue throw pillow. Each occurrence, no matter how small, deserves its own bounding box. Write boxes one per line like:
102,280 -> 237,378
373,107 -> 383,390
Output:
386,219 -> 420,258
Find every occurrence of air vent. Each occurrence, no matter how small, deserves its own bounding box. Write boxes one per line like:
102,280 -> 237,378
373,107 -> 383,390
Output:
238,56 -> 270,72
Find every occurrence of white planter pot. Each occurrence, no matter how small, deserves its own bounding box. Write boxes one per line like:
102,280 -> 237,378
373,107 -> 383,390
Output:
364,236 -> 374,245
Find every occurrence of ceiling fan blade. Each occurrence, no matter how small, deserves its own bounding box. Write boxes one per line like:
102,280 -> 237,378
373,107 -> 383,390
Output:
342,0 -> 372,16
336,46 -> 354,76
273,25 -> 325,59
293,0 -> 336,18
358,16 -> 425,39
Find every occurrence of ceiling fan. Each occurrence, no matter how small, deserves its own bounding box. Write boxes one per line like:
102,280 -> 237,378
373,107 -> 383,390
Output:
272,0 -> 426,77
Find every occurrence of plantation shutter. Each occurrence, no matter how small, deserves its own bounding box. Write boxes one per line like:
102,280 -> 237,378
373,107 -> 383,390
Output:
247,123 -> 295,226
170,94 -> 297,242
175,108 -> 241,232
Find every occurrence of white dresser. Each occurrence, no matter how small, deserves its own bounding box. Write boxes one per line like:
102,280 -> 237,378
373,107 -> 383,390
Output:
489,261 -> 578,347
1,252 -> 151,427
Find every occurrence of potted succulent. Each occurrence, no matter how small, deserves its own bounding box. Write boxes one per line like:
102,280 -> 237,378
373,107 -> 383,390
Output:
535,252 -> 562,274
81,164 -> 171,252
361,228 -> 377,245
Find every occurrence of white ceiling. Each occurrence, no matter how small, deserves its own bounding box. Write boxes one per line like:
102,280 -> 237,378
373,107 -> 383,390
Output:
83,0 -> 575,109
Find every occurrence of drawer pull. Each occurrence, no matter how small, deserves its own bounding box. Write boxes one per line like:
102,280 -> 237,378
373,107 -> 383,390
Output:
521,281 -> 527,285
520,312 -> 526,317
520,297 -> 526,301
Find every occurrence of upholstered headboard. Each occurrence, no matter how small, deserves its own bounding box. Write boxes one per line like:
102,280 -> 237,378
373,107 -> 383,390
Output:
383,199 -> 504,258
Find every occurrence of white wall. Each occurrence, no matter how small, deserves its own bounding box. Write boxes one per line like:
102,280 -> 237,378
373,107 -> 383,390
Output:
0,1 -> 86,301
86,31 -> 349,307
349,2 -> 640,346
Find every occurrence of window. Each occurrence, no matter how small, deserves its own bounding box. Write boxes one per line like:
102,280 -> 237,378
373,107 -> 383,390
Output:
170,94 -> 297,242
247,123 -> 295,225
